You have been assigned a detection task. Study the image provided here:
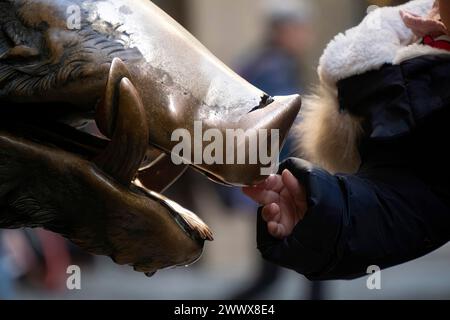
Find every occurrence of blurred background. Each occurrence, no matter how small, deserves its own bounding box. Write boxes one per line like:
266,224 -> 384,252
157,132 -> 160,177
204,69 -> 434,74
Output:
1,0 -> 450,300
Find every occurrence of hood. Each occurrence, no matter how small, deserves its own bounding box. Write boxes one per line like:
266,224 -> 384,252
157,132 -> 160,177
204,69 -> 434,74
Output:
295,0 -> 450,174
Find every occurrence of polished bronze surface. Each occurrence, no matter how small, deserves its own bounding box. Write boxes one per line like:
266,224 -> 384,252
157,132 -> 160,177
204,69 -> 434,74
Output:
0,131 -> 212,274
0,0 -> 301,274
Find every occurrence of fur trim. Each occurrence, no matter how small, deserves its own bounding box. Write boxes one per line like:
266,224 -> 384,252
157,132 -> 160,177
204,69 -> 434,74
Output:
295,85 -> 363,174
296,0 -> 450,174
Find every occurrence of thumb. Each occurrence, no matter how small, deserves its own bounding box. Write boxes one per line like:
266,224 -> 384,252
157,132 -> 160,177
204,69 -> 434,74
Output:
282,169 -> 307,217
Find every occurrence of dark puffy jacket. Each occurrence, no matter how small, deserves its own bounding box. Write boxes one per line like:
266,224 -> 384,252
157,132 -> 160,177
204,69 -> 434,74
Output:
257,55 -> 450,280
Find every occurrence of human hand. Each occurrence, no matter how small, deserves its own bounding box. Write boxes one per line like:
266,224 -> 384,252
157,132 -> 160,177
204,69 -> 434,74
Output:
400,1 -> 448,38
243,170 -> 307,239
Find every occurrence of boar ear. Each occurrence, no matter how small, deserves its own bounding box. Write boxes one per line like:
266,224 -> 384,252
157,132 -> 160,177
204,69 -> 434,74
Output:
0,21 -> 40,61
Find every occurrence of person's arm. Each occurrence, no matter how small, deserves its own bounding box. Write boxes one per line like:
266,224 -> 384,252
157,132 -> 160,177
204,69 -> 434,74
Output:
256,158 -> 450,280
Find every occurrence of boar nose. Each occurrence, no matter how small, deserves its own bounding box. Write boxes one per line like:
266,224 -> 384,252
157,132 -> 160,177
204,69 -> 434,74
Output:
193,94 -> 302,187
231,94 -> 302,185
240,94 -> 302,143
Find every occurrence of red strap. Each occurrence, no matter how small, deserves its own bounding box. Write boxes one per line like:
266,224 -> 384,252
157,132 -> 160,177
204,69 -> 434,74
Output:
423,35 -> 450,52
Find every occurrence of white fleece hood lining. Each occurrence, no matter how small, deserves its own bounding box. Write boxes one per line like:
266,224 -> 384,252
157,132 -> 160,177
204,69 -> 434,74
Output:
295,0 -> 450,174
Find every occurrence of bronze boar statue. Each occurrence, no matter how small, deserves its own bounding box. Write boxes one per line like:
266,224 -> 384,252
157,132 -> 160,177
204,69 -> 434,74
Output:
0,0 -> 301,275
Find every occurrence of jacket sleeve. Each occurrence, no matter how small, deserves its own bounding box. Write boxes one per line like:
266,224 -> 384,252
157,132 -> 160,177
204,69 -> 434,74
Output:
256,158 -> 450,280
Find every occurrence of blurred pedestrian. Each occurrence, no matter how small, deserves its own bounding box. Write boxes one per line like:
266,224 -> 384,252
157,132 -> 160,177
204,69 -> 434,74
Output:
240,0 -> 312,96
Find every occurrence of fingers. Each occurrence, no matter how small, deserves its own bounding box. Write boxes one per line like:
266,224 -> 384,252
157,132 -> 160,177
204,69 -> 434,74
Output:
242,187 -> 280,205
282,169 -> 307,219
433,0 -> 439,9
261,203 -> 281,223
264,174 -> 284,193
400,10 -> 420,20
262,204 -> 290,239
282,170 -> 305,203
245,170 -> 307,240
267,221 -> 287,240
400,9 -> 447,37
242,174 -> 283,205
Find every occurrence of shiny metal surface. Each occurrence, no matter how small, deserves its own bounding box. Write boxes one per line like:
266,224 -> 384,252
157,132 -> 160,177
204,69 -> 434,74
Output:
0,0 -> 301,274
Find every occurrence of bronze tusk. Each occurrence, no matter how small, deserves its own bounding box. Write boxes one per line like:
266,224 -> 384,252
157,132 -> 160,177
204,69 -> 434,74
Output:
96,58 -> 133,138
94,77 -> 149,185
